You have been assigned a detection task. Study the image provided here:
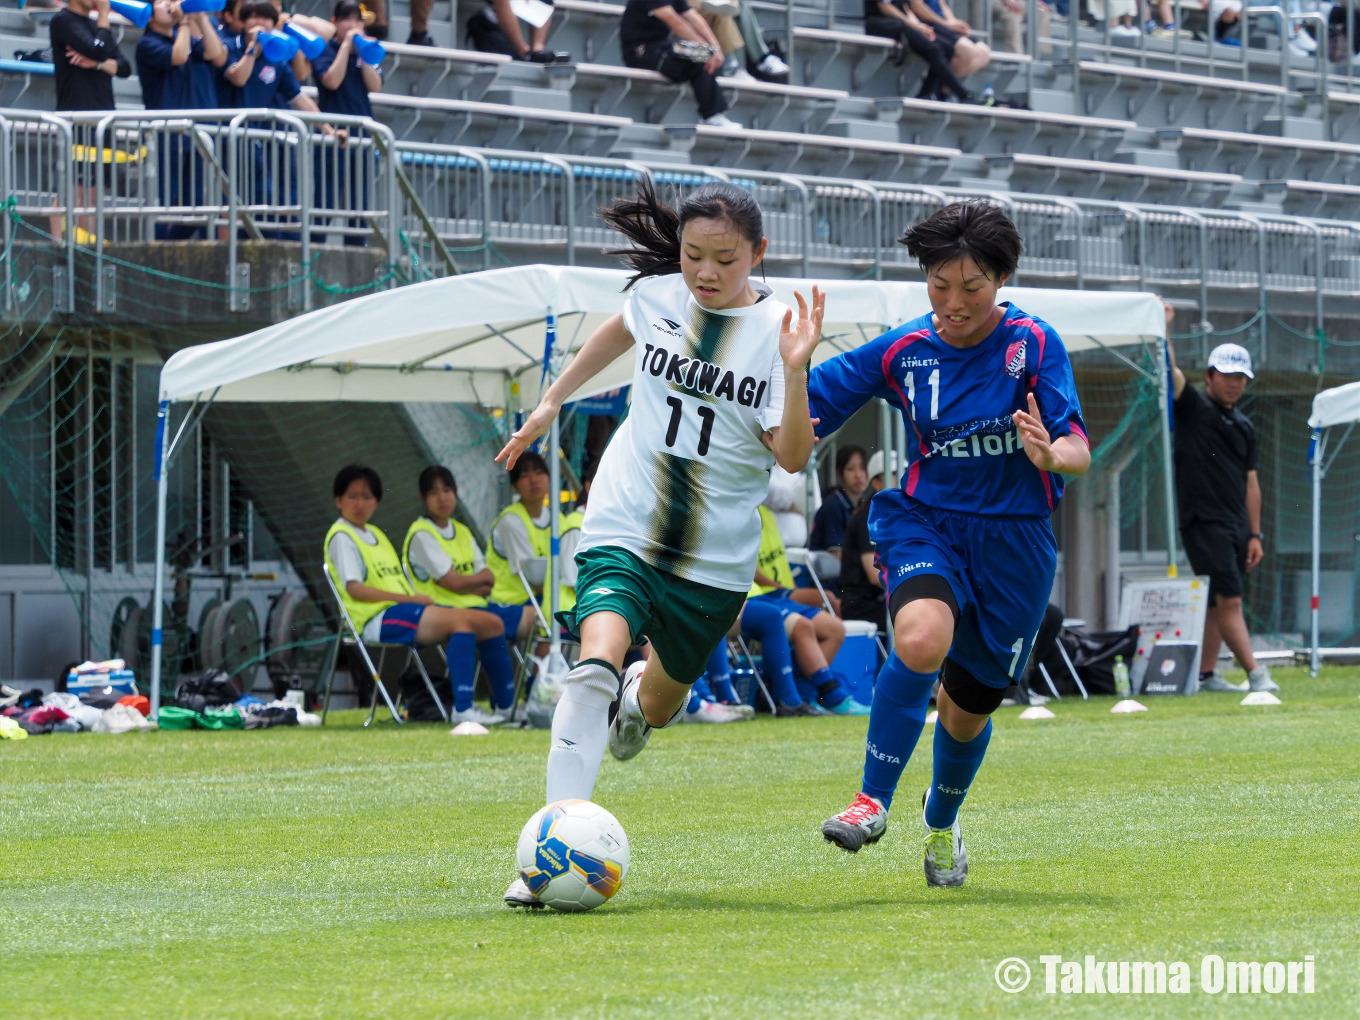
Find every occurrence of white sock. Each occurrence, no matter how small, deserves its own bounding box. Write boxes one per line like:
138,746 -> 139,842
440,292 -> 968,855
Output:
545,660 -> 620,804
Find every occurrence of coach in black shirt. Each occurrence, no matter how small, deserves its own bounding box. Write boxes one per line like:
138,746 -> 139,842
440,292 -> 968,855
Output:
51,0 -> 131,111
1169,320 -> 1277,695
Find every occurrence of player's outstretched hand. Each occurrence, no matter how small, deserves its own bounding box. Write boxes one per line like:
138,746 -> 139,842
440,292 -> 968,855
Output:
497,400 -> 558,470
780,287 -> 824,371
1013,392 -> 1058,472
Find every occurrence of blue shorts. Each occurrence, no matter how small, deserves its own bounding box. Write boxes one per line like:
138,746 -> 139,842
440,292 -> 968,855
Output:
486,601 -> 529,639
869,490 -> 1057,690
377,602 -> 425,645
747,588 -> 822,623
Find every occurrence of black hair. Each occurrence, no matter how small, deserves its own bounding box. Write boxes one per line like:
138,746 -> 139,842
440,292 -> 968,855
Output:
418,465 -> 457,498
240,0 -> 279,22
601,179 -> 764,289
899,201 -> 1022,282
333,463 -> 382,501
835,444 -> 867,476
509,451 -> 549,485
222,0 -> 244,16
332,0 -> 363,19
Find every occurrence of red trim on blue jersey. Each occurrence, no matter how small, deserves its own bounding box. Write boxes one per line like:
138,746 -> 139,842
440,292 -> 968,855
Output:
1069,421 -> 1089,446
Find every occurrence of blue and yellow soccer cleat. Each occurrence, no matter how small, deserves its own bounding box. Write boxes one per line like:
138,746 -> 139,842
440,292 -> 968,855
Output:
829,697 -> 872,716
921,790 -> 968,887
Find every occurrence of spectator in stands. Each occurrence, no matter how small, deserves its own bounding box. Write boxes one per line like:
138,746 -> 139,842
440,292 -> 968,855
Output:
1091,0 -> 1141,37
51,0 -> 130,111
906,0 -> 992,83
1144,0 -> 1191,38
864,0 -> 976,103
407,0 -> 435,45
620,0 -> 742,128
214,0 -> 247,107
838,449 -> 893,628
810,444 -> 868,559
325,464 -> 507,722
225,1 -> 322,114
484,451 -> 554,645
467,0 -> 570,63
313,0 -> 383,117
137,1 -> 227,110
1167,314 -> 1278,695
693,0 -> 790,81
361,0 -> 389,39
990,0 -> 1050,54
402,465 -> 517,724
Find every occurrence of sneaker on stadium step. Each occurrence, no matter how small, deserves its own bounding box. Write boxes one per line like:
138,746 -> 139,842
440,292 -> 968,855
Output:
1248,664 -> 1279,693
754,52 -> 790,77
450,704 -> 506,725
608,661 -> 651,760
922,790 -> 968,887
504,876 -> 545,909
685,699 -> 744,723
702,113 -> 744,130
822,792 -> 888,852
1201,672 -> 1248,693
829,696 -> 872,716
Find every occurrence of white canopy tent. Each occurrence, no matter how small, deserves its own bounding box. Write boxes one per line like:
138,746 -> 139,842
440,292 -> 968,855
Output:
1306,380 -> 1360,674
149,264 -> 1172,717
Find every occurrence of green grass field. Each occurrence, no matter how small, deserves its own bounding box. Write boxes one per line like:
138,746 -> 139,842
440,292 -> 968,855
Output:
3,667 -> 1358,1019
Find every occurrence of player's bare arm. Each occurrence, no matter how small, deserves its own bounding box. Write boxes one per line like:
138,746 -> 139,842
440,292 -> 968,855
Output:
1012,391 -> 1090,476
497,313 -> 634,469
761,287 -> 822,473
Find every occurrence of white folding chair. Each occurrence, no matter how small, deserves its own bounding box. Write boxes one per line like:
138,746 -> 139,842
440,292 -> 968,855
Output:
321,563 -> 450,726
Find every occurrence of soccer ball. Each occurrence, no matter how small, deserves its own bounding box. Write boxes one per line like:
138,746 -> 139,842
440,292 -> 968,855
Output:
516,799 -> 630,912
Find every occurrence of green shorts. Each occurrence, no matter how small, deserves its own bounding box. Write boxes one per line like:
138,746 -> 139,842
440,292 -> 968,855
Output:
556,545 -> 748,685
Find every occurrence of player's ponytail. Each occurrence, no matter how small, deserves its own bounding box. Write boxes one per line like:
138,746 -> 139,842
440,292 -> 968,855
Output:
602,179 -> 764,289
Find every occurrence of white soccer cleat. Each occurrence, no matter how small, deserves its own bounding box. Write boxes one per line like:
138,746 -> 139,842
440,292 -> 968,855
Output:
451,705 -> 507,725
608,661 -> 651,761
1247,665 -> 1279,693
504,876 -> 544,909
821,792 -> 888,852
1201,672 -> 1248,693
922,790 -> 968,887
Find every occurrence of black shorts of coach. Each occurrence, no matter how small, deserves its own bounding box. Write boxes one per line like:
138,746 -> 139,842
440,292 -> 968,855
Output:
1181,521 -> 1250,603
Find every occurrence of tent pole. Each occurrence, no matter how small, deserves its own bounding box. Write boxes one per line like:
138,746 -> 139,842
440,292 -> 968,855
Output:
1156,337 -> 1178,578
149,400 -> 172,721
1311,428 -> 1323,677
547,313 -> 561,666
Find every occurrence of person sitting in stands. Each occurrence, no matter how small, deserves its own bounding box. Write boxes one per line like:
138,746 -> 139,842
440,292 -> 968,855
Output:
746,503 -> 871,714
864,0 -> 976,102
484,451 -> 555,648
324,463 -> 507,723
906,0 -> 992,89
466,0 -> 569,62
402,465 -> 517,724
810,444 -> 868,560
620,0 -> 742,128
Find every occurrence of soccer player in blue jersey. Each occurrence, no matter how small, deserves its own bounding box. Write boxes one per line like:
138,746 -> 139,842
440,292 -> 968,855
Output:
813,202 -> 1090,887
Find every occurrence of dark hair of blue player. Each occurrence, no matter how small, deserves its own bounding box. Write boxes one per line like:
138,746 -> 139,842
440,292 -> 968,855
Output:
333,463 -> 382,501
240,0 -> 279,22
899,202 -> 1022,282
601,179 -> 764,289
509,450 -> 549,485
418,465 -> 457,498
835,444 -> 867,476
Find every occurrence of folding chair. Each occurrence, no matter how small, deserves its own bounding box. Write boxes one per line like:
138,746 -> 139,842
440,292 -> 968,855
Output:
732,633 -> 780,713
320,563 -> 450,727
786,547 -> 840,616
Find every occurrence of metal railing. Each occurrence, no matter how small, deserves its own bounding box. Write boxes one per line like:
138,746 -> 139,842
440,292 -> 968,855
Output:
6,110 -> 1360,322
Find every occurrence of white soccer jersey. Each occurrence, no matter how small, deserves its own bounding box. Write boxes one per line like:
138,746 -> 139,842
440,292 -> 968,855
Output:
578,272 -> 790,592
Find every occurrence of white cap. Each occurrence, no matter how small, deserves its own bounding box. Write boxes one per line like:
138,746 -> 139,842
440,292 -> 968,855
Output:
1207,343 -> 1254,379
866,449 -> 898,479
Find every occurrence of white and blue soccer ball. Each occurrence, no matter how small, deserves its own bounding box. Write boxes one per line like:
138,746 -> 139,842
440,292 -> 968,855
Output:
516,800 -> 630,912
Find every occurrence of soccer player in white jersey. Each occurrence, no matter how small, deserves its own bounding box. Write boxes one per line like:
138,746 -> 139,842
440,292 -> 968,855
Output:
498,181 -> 822,908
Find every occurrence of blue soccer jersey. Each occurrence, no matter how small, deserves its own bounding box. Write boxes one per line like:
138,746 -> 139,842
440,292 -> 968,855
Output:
809,303 -> 1087,517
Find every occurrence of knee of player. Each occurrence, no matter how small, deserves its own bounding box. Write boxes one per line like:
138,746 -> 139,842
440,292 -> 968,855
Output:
789,615 -> 816,641
819,613 -> 845,639
894,628 -> 949,674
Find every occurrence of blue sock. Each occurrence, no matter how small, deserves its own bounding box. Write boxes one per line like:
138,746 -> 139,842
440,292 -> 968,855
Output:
706,644 -> 738,702
477,635 -> 515,711
741,599 -> 801,706
692,676 -> 714,701
809,666 -> 849,707
861,655 -> 935,810
925,719 -> 993,829
446,632 -> 478,712
794,677 -> 818,704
